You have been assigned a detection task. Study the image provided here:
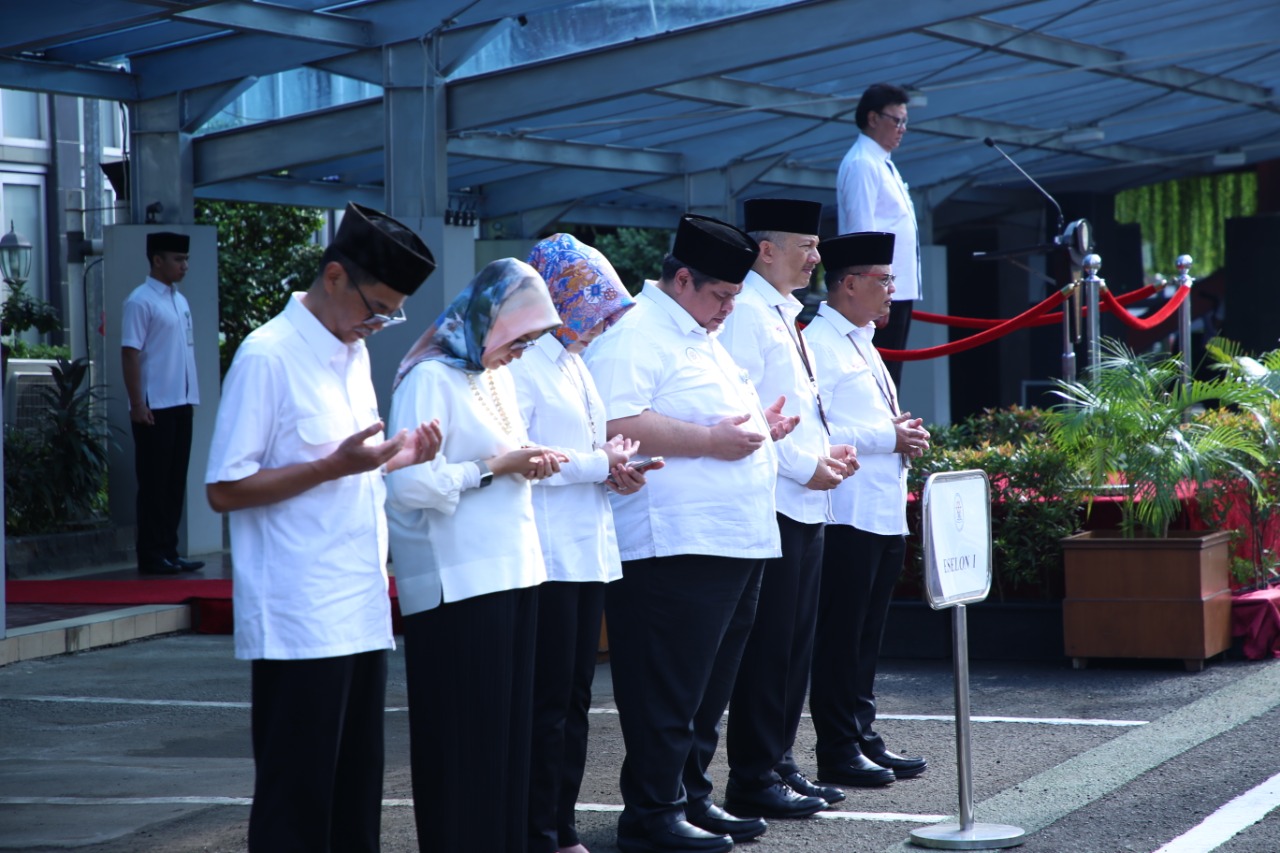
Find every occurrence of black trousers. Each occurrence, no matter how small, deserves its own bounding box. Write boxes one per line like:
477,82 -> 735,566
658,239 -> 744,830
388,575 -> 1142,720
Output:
131,403 -> 193,567
403,585 -> 538,853
809,524 -> 906,766
249,650 -> 388,853
878,300 -> 914,388
609,554 -> 764,834
726,515 -> 824,788
528,581 -> 606,853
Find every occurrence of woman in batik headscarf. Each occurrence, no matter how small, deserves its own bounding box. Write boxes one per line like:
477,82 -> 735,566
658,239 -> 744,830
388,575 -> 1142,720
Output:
510,234 -> 656,853
386,257 -> 568,853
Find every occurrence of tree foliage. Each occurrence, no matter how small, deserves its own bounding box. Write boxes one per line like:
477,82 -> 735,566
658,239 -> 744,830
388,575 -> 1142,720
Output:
589,227 -> 672,295
194,200 -> 325,373
1114,171 -> 1258,278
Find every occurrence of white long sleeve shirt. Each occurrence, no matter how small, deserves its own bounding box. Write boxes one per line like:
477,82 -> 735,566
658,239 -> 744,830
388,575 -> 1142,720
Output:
837,133 -> 921,302
385,360 -> 547,615
717,270 -> 832,524
803,302 -> 909,535
508,335 -> 622,584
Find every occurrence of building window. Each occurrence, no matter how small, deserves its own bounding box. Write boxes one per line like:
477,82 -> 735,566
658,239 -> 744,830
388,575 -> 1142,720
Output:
1,89 -> 44,141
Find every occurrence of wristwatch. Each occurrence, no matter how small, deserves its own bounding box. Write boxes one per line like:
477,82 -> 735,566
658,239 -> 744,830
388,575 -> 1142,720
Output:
476,460 -> 494,489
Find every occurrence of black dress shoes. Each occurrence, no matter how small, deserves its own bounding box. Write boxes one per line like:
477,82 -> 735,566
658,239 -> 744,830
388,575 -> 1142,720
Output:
817,755 -> 896,787
781,771 -> 846,805
724,779 -> 826,819
139,557 -> 204,575
687,804 -> 768,842
866,748 -> 928,779
139,558 -> 184,575
616,820 -> 732,853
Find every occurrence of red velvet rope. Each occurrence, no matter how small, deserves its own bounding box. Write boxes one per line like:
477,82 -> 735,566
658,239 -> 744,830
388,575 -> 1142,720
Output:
880,289 -> 1069,362
1099,284 -> 1190,331
914,284 -> 1159,329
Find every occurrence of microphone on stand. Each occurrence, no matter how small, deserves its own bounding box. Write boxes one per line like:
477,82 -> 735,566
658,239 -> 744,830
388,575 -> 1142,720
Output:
983,137 -> 1065,238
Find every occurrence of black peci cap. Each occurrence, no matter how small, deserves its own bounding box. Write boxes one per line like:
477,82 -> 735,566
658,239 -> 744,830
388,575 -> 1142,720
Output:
743,198 -> 823,236
146,232 -> 189,258
331,202 -> 436,295
671,214 -> 759,284
820,231 -> 895,271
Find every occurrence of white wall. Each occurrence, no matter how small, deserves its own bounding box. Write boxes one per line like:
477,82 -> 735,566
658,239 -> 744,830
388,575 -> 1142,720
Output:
899,243 -> 951,428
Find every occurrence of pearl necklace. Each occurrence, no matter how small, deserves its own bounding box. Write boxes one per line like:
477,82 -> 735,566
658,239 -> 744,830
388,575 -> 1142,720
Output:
557,353 -> 599,449
467,371 -> 515,436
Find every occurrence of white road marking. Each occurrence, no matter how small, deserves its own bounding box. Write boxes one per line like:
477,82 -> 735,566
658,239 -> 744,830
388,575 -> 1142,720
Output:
0,796 -> 948,824
1153,770 -> 1280,853
587,707 -> 1148,727
2,696 -> 1147,726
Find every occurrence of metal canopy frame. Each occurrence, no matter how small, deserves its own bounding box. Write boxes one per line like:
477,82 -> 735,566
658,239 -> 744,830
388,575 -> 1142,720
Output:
2,0 -> 1277,229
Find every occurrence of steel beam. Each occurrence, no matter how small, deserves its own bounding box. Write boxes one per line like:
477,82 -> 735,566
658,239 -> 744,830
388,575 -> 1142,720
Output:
453,135 -> 681,175
447,0 -> 1039,131
0,56 -> 137,101
193,100 -> 383,185
923,17 -> 1275,109
174,1 -> 374,48
196,177 -> 381,209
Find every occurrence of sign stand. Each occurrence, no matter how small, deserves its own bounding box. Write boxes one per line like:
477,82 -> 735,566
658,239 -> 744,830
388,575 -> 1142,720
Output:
908,470 -> 1025,851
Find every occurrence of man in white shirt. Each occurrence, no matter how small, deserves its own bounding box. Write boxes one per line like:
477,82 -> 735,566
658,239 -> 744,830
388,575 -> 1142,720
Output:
803,231 -> 932,790
584,214 -> 797,853
836,83 -> 919,387
205,203 -> 442,853
718,198 -> 857,820
121,232 -> 203,575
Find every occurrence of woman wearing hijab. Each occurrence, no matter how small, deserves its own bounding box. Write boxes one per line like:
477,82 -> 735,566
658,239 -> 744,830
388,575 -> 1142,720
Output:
511,234 -> 655,853
386,258 -> 568,853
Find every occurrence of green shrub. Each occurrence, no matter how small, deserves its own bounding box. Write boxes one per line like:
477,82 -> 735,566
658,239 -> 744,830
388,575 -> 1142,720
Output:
907,407 -> 1084,601
3,358 -> 113,536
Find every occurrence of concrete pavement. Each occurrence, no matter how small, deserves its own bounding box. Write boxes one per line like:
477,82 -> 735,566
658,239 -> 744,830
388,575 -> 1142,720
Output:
3,630 -> 1280,852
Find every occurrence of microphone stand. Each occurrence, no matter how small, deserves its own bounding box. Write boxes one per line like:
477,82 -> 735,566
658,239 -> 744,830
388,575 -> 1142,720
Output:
979,137 -> 1083,382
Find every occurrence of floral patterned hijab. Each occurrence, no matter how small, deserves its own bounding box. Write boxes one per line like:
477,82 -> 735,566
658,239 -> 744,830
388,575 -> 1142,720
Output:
394,258 -> 561,387
526,233 -> 635,348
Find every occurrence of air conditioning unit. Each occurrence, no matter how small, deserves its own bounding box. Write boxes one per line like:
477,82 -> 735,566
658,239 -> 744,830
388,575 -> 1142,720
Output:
4,359 -> 59,431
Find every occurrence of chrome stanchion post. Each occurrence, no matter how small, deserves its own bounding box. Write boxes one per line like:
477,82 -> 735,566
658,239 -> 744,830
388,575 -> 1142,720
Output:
1175,254 -> 1194,389
1081,253 -> 1103,377
953,604 -> 975,832
909,471 -> 1024,851
1061,282 -> 1077,384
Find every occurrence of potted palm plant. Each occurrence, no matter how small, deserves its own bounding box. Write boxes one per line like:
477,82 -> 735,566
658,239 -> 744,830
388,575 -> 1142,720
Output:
1046,338 -> 1268,670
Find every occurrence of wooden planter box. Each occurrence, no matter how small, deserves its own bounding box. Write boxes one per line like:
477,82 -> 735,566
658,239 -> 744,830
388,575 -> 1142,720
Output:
1061,529 -> 1233,671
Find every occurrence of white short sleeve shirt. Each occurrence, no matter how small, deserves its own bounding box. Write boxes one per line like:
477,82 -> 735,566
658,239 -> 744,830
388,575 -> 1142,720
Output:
803,302 -> 909,535
583,282 -> 781,561
205,293 -> 392,660
718,270 -> 832,524
120,277 -> 199,408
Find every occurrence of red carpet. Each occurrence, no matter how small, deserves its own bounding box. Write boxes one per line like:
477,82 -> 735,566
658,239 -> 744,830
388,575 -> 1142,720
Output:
6,579 -> 403,636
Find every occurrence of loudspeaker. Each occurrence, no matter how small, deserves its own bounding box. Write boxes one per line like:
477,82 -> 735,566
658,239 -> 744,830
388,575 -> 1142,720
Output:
1222,214 -> 1280,355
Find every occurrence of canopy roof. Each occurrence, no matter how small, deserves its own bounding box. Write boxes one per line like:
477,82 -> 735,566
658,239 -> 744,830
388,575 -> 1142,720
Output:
4,0 -> 1277,228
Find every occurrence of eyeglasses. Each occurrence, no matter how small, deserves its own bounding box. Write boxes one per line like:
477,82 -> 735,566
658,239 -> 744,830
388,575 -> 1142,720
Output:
509,338 -> 539,352
851,272 -> 897,288
874,110 -> 908,130
353,285 -> 407,329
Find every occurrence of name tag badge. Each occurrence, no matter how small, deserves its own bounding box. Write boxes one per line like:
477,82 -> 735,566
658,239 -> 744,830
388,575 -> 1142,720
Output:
185,311 -> 194,346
